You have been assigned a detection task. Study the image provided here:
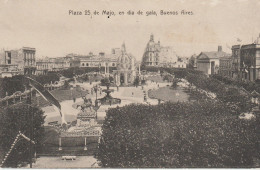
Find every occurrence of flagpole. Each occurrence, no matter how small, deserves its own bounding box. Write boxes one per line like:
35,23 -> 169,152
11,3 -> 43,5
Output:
29,87 -> 33,168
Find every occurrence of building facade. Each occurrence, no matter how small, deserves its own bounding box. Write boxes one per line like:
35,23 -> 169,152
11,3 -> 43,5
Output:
0,47 -> 36,77
70,53 -> 117,69
219,55 -> 232,77
240,44 -> 260,81
142,34 -> 179,68
36,57 -> 51,75
22,47 -> 36,75
231,45 -> 241,79
142,34 -> 160,67
36,56 -> 73,75
113,43 -> 137,86
197,46 -> 228,75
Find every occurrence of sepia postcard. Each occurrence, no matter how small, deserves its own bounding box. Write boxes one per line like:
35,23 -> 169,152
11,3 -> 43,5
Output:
0,0 -> 259,168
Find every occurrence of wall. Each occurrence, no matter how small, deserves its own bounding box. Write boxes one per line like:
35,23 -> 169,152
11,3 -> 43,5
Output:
197,61 -> 210,74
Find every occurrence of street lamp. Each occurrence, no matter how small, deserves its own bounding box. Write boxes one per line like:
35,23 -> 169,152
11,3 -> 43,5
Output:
93,85 -> 99,107
70,87 -> 73,100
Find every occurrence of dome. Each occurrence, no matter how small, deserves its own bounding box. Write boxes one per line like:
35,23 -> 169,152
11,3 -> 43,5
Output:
117,52 -> 131,70
116,42 -> 136,70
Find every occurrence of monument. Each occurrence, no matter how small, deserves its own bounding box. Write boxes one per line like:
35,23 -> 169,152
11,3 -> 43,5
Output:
113,43 -> 137,86
97,79 -> 121,105
58,97 -> 101,151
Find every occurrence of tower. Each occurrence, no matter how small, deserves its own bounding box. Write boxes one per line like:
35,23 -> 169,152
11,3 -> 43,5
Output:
121,42 -> 126,53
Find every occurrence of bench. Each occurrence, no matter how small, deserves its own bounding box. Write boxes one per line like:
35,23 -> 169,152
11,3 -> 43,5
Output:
61,156 -> 76,160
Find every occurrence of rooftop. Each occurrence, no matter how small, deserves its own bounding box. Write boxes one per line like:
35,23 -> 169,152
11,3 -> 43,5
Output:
198,51 -> 228,60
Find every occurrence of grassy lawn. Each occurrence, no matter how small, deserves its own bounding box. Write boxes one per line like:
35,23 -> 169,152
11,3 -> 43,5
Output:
146,75 -> 165,83
148,86 -> 189,102
32,89 -> 88,108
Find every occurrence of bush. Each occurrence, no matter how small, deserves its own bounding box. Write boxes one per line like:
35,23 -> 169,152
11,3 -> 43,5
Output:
97,102 -> 259,168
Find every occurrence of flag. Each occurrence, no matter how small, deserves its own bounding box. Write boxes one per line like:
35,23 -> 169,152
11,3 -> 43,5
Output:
25,77 -> 67,124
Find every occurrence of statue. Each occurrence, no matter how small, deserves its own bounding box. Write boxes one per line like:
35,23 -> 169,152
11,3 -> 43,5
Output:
76,96 -> 93,112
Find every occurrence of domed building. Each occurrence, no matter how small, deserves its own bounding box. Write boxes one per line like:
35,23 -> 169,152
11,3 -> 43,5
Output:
113,43 -> 137,86
142,34 -> 178,67
142,34 -> 161,66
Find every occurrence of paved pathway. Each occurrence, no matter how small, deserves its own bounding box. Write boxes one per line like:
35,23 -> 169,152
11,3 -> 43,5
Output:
42,81 -> 171,124
29,156 -> 99,168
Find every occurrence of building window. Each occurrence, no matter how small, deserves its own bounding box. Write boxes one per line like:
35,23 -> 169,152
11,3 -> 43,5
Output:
86,63 -> 89,66
82,63 -> 85,66
112,63 -> 115,67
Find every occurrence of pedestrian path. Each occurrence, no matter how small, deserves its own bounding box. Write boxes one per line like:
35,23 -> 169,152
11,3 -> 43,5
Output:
42,81 -> 171,124
30,156 -> 98,168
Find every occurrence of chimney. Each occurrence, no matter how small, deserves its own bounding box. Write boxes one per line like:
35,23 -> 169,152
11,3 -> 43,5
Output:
218,46 -> 222,52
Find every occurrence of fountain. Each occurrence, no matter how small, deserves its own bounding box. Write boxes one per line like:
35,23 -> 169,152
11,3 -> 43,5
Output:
97,79 -> 121,105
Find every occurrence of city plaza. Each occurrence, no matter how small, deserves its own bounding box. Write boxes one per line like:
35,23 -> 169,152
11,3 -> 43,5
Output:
33,75 -> 172,168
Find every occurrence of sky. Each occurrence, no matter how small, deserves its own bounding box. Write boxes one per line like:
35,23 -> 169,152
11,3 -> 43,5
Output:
0,0 -> 260,61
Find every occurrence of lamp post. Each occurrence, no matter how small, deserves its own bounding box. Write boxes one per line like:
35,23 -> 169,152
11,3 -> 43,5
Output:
70,87 -> 73,100
93,85 -> 99,107
26,88 -> 34,168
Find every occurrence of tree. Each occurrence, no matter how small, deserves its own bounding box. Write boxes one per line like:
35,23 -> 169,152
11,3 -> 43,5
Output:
97,102 -> 259,168
187,56 -> 195,69
109,76 -> 114,83
133,76 -> 140,87
171,78 -> 180,89
0,104 -> 45,167
34,73 -> 59,85
101,77 -> 110,86
0,75 -> 29,98
62,80 -> 70,90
